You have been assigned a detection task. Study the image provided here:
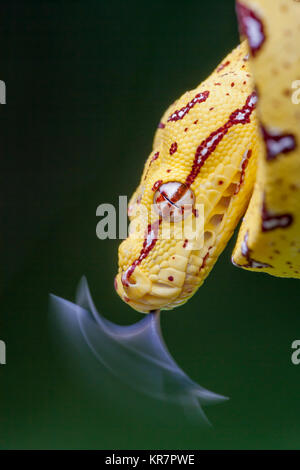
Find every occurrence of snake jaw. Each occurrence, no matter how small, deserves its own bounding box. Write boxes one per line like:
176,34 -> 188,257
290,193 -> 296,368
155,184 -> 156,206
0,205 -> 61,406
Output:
114,267 -> 184,314
115,228 -> 198,312
115,216 -> 216,313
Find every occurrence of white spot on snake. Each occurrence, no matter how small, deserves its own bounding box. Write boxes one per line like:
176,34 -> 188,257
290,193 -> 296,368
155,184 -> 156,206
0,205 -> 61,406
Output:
267,136 -> 295,159
245,16 -> 264,50
263,217 -> 291,231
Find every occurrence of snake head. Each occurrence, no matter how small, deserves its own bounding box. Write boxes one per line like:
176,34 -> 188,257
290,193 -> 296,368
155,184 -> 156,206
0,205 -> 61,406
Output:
115,41 -> 259,313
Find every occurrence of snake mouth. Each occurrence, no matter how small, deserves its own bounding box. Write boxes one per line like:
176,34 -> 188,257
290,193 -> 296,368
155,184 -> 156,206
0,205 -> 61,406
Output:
115,237 -> 212,313
115,266 -> 184,313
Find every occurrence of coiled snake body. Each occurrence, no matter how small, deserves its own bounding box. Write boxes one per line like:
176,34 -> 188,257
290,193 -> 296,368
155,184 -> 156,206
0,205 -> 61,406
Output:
115,0 -> 300,313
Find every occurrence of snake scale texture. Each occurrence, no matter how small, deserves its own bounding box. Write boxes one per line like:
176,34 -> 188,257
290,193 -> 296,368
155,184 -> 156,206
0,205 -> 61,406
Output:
114,0 -> 300,313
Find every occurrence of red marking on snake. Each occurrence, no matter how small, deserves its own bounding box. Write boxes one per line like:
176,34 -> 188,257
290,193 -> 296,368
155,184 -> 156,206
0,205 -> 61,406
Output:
200,252 -> 210,270
152,180 -> 163,192
232,231 -> 272,269
158,122 -> 165,129
121,218 -> 162,287
154,193 -> 165,204
167,92 -> 257,205
236,2 -> 266,57
144,152 -> 159,180
192,208 -> 199,218
214,83 -> 221,86
151,151 -> 159,163
217,60 -> 230,72
185,92 -> 257,188
231,82 -> 235,87
167,91 -> 209,122
169,142 -> 178,155
261,126 -> 296,161
183,239 -> 188,248
168,276 -> 174,282
235,149 -> 252,194
262,199 -> 293,232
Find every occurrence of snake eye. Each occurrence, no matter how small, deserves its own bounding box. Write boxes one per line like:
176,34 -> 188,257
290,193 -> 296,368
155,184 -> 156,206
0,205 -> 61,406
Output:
154,181 -> 195,222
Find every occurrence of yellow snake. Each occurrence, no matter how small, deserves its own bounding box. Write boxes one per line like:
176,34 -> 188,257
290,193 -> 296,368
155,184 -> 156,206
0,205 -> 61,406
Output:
114,0 -> 300,314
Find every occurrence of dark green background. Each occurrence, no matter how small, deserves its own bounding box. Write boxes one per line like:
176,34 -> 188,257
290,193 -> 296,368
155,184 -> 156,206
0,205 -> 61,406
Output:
1,0 -> 300,450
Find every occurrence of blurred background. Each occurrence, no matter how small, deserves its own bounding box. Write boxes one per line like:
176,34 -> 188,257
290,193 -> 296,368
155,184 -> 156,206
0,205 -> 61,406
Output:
1,0 -> 300,450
